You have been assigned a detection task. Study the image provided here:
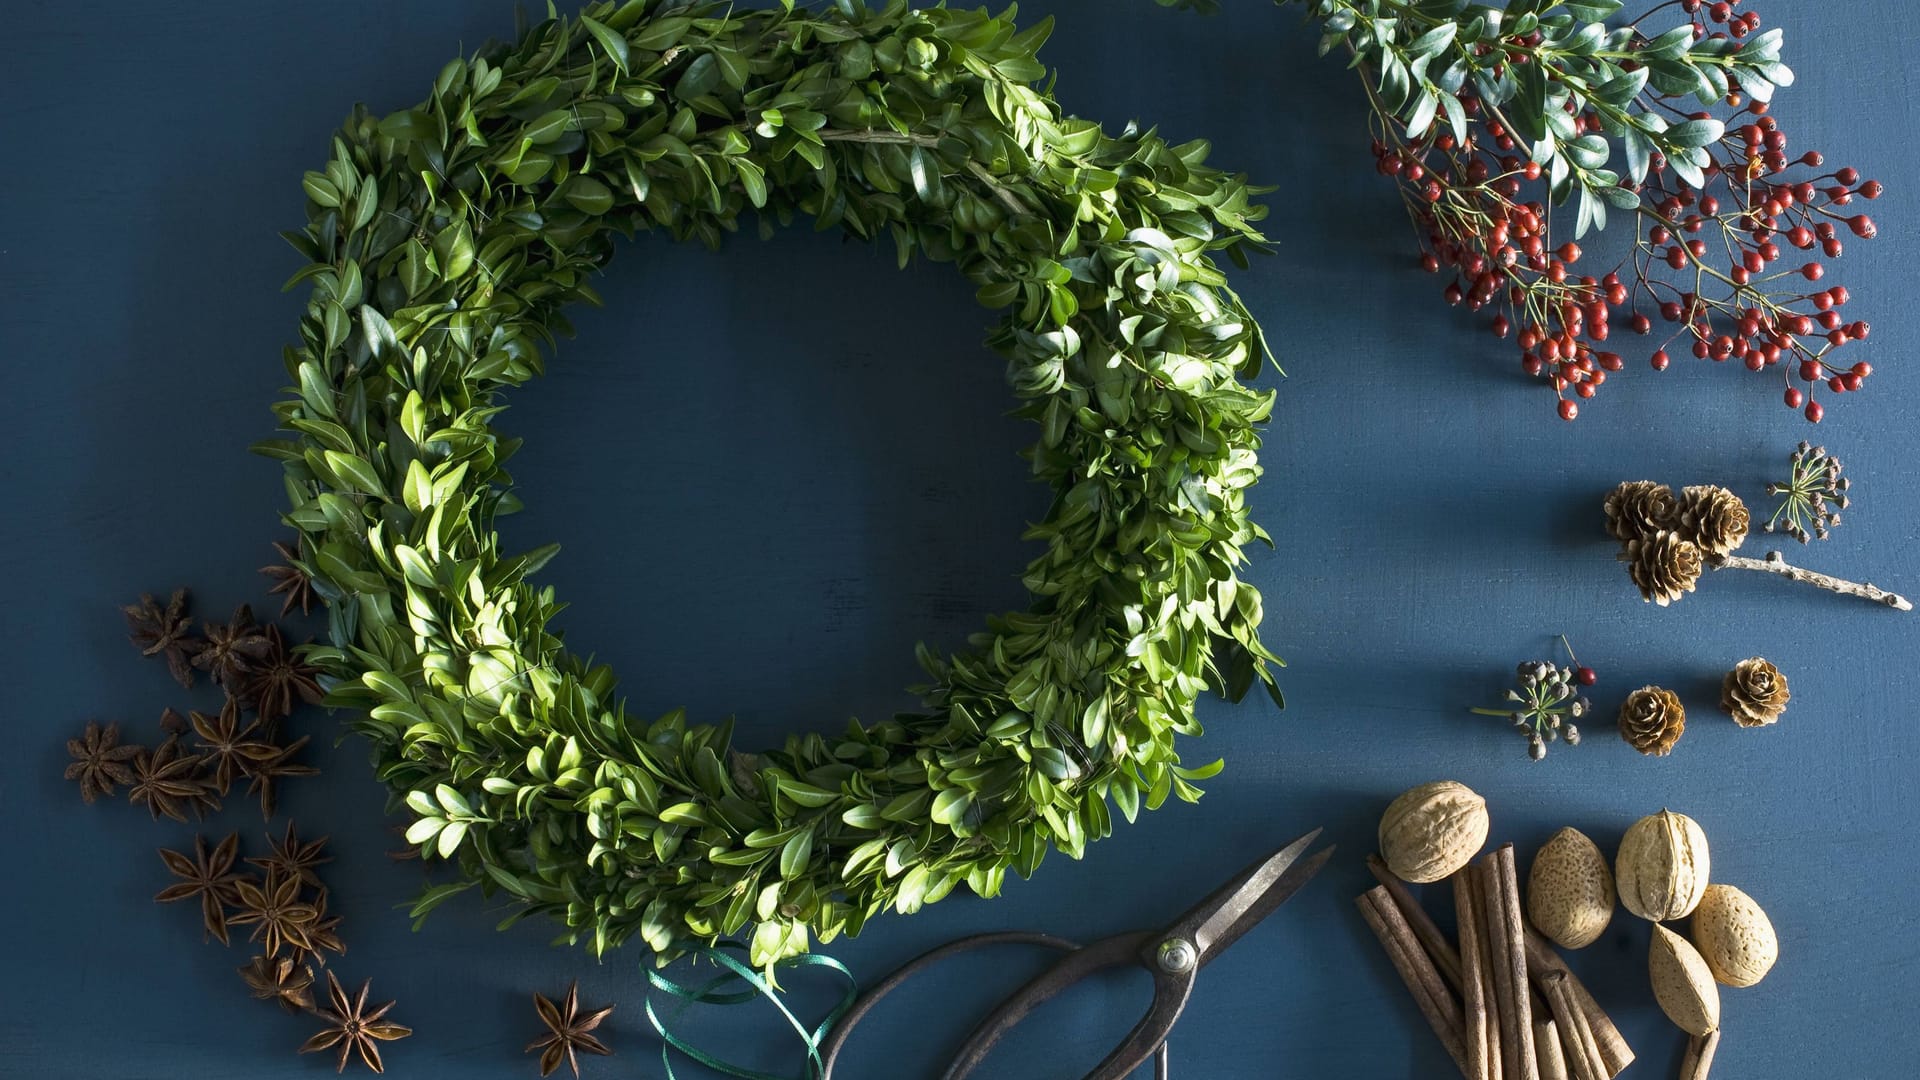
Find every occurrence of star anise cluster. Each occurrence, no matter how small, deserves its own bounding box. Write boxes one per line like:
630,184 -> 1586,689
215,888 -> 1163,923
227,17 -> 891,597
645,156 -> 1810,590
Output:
119,576 -> 324,730
81,557 -> 426,1073
156,825 -> 405,1071
73,580 -> 323,819
65,703 -> 315,822
155,825 -> 342,960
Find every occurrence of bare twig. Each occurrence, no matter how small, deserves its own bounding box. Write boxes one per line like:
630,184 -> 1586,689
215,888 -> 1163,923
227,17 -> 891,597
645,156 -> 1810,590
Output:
1711,550 -> 1912,611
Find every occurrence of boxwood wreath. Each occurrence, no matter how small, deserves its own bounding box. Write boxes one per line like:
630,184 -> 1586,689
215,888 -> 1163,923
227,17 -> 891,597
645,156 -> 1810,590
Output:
264,0 -> 1282,969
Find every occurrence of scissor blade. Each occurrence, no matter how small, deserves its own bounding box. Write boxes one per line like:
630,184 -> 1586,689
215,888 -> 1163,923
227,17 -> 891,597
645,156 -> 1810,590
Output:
1182,830 -> 1332,963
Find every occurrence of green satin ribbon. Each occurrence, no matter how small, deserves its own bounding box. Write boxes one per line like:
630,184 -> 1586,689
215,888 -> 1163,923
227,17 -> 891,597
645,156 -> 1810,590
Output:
645,944 -> 858,1080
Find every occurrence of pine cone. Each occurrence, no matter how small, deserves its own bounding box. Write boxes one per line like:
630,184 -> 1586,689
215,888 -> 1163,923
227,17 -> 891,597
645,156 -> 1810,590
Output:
1624,530 -> 1703,606
1721,657 -> 1789,727
1619,686 -> 1686,756
1603,481 -> 1678,541
1677,484 -> 1750,556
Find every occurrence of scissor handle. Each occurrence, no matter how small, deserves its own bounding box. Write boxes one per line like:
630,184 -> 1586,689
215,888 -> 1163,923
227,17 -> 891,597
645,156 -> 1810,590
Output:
940,928 -> 1190,1080
818,931 -> 1078,1079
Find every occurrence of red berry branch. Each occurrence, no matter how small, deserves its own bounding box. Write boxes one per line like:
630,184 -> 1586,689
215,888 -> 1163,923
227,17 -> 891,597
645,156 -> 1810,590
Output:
1368,0 -> 1881,421
1166,0 -> 1886,423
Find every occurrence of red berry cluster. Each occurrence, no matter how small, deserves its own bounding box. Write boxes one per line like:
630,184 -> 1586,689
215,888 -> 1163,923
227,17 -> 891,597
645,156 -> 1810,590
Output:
1369,0 -> 1880,422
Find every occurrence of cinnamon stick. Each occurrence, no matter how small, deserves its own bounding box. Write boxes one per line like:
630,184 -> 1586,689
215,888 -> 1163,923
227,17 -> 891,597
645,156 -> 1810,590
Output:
1370,853 -> 1464,992
1357,888 -> 1468,1077
1452,869 -> 1494,1080
1533,1018 -> 1568,1080
1679,1029 -> 1721,1080
1543,972 -> 1607,1080
1484,846 -> 1540,1080
1523,928 -> 1634,1077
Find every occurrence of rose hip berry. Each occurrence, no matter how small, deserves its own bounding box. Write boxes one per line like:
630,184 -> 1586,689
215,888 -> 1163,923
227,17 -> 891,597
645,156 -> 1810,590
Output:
1362,0 -> 1878,424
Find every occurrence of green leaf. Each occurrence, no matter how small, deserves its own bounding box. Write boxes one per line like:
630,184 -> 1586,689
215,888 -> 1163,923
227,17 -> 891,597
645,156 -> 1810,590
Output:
405,816 -> 444,844
301,174 -> 341,208
323,451 -> 383,495
407,881 -> 474,924
1405,22 -> 1457,59
908,146 -> 936,202
631,15 -> 691,51
930,788 -> 972,827
1664,118 -> 1725,149
674,53 -> 720,101
779,830 -> 813,878
561,176 -> 615,215
734,158 -> 768,208
579,15 -> 630,73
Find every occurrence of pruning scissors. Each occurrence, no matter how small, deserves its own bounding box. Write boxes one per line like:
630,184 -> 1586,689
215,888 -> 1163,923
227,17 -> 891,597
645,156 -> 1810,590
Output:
818,828 -> 1332,1080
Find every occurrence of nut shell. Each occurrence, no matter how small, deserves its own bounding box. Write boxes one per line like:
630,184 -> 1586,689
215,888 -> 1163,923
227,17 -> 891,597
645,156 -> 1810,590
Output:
1650,924 -> 1721,1036
1378,781 -> 1490,884
1615,810 -> 1710,921
1527,827 -> 1615,949
1692,884 -> 1779,987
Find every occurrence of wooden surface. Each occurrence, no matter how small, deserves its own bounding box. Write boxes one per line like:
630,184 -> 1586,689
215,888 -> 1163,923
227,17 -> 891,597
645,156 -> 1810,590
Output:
1,2 -> 1915,1077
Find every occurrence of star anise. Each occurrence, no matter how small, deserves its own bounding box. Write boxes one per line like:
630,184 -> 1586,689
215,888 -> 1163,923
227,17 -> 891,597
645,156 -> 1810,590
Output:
64,721 -> 143,803
238,622 -> 325,729
301,971 -> 412,1074
240,734 -> 319,819
127,736 -> 217,823
158,707 -> 191,736
248,821 -> 332,890
191,603 -> 270,688
240,954 -> 315,1013
155,833 -> 244,945
124,589 -> 198,687
527,981 -> 615,1078
230,871 -> 317,958
262,538 -> 320,617
292,905 -> 348,965
189,698 -> 282,796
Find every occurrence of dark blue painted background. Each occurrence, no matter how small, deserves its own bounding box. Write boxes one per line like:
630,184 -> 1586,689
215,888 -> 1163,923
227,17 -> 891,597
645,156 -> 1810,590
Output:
3,2 -> 1915,1077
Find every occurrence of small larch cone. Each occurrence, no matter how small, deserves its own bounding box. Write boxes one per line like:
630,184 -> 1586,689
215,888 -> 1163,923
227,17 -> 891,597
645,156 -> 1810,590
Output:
1604,480 -> 1678,541
1722,657 -> 1789,727
1620,685 -> 1686,756
1624,530 -> 1702,606
1677,484 -> 1750,556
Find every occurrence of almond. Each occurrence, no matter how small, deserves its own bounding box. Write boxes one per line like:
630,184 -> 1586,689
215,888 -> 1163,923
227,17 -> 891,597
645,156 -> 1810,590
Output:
1527,826 -> 1615,949
1692,883 -> 1779,987
1378,780 -> 1489,884
1650,923 -> 1721,1036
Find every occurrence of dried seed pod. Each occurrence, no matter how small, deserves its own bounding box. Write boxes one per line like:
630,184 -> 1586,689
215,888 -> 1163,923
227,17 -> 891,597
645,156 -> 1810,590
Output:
1378,780 -> 1490,884
1615,810 -> 1710,921
1649,924 -> 1721,1037
1721,657 -> 1789,727
1691,884 -> 1779,988
1527,827 -> 1615,949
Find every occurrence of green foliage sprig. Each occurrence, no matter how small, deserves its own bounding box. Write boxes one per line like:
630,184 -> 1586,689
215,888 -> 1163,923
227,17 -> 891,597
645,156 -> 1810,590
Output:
261,0 -> 1280,967
1297,0 -> 1789,233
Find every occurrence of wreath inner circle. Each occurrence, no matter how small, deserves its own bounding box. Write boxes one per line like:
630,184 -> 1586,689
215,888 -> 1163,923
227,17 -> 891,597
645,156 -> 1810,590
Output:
268,0 -> 1281,967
